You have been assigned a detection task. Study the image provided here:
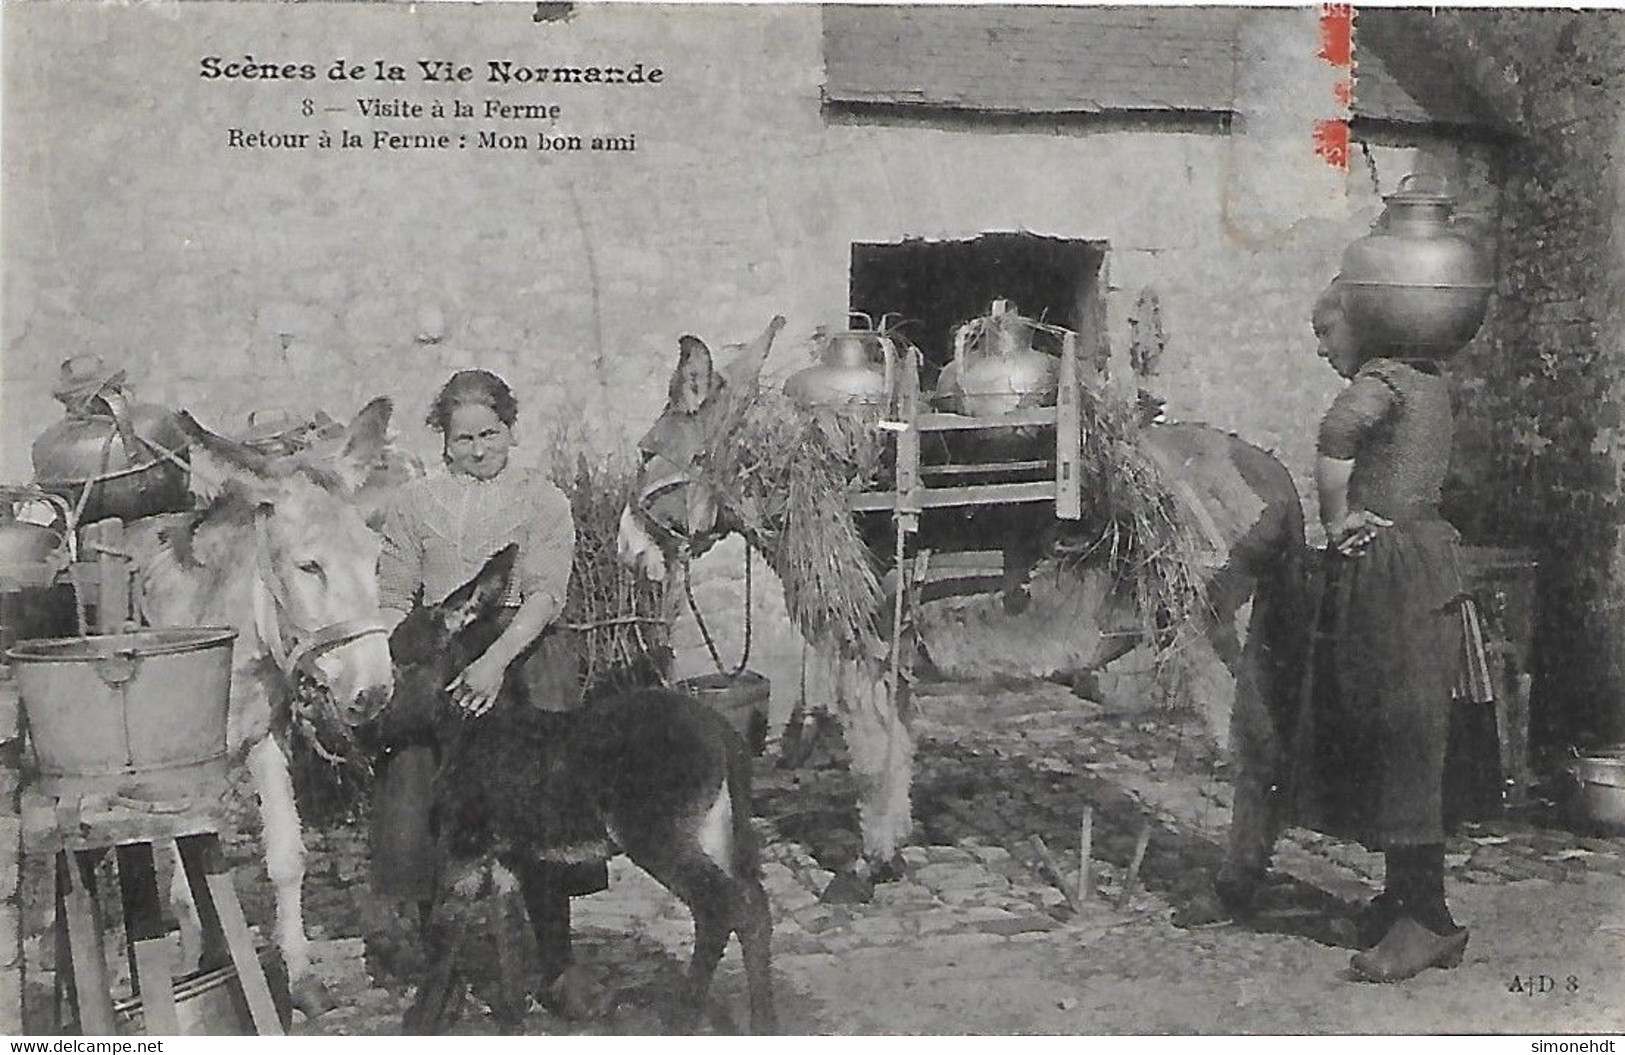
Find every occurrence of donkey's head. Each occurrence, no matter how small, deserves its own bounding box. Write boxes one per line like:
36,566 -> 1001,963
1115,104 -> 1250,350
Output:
177,398 -> 397,726
617,316 -> 785,583
382,544 -> 517,741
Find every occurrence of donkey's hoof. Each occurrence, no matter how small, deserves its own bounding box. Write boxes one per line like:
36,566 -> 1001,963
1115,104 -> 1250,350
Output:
869,853 -> 908,884
290,977 -> 338,1019
541,965 -> 608,1021
819,871 -> 874,905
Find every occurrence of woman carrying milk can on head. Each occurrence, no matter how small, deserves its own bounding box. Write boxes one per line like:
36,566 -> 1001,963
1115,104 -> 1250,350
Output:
372,368 -> 606,1014
1295,275 -> 1473,983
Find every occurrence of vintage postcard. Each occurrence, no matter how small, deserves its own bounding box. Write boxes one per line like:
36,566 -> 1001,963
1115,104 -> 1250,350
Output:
2,0 -> 1622,1040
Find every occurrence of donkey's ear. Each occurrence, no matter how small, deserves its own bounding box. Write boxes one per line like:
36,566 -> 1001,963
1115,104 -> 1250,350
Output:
717,315 -> 786,393
669,335 -> 720,415
438,543 -> 518,634
325,397 -> 394,493
177,411 -> 286,504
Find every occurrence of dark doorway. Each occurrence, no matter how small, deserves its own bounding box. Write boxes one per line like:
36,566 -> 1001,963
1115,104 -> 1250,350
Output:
850,233 -> 1109,389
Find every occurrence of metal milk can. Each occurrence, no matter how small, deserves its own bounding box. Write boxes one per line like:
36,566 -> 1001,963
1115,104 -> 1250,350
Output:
30,355 -> 191,524
1340,173 -> 1494,358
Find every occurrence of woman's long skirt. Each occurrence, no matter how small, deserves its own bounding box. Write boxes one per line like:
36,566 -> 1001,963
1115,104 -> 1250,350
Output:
1292,519 -> 1465,850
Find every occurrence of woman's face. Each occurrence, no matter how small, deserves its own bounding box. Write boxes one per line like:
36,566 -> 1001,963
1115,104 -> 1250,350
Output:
1315,309 -> 1363,380
443,403 -> 513,480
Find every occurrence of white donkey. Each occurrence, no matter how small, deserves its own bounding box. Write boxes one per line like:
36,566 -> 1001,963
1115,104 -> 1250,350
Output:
128,399 -> 396,1012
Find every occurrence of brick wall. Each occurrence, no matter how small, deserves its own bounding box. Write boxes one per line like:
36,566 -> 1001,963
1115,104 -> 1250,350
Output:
3,4 -> 1494,733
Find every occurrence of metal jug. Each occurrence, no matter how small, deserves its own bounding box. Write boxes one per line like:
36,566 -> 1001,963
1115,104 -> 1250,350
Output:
31,362 -> 191,524
1340,173 -> 1494,358
783,314 -> 894,409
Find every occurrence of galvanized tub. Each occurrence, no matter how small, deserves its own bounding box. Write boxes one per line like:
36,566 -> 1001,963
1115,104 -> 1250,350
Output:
676,670 -> 770,757
1571,748 -> 1625,832
6,628 -> 235,798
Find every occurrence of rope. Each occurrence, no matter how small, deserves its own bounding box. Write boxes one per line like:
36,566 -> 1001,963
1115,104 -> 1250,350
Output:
681,542 -> 753,679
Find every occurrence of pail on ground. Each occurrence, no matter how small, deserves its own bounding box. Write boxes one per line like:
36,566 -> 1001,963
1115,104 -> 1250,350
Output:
1570,748 -> 1625,834
676,670 -> 770,757
6,627 -> 236,797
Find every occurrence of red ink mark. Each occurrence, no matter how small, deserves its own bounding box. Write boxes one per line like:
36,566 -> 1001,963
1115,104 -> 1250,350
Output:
1333,77 -> 1354,109
1319,4 -> 1353,68
1314,119 -> 1351,170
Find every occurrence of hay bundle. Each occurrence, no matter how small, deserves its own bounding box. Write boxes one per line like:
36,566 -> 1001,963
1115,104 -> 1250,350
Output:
686,376 -> 1210,696
1057,384 -> 1212,688
687,389 -> 887,660
548,446 -> 671,691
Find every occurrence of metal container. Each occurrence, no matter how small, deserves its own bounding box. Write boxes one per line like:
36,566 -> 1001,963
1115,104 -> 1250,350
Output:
1571,749 -> 1625,832
0,489 -> 73,591
1339,173 -> 1494,359
933,305 -> 1058,418
676,670 -> 770,757
32,387 -> 191,525
7,628 -> 235,797
784,328 -> 891,410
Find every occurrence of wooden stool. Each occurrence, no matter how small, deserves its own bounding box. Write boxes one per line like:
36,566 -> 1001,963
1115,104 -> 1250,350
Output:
34,793 -> 283,1036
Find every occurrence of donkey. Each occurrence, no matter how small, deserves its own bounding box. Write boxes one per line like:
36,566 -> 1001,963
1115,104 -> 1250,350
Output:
617,324 -> 1309,892
369,545 -> 777,1034
125,399 -> 396,1011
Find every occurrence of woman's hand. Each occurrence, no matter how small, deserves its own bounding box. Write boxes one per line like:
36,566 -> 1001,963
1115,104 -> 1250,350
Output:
1329,509 -> 1394,557
448,650 -> 508,718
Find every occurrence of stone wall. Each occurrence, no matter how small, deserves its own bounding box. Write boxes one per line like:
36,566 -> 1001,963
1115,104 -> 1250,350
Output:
1407,9 -> 1625,750
3,3 -> 1494,732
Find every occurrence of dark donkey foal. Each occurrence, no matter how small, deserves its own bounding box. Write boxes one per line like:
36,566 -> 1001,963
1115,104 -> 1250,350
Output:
378,545 -> 777,1033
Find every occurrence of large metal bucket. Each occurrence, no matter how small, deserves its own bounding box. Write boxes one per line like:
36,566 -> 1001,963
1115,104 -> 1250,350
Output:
676,670 -> 770,757
1571,748 -> 1625,833
6,628 -> 235,798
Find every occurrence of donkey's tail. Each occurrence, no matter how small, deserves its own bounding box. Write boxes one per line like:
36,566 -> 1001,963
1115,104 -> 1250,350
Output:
726,740 -> 761,881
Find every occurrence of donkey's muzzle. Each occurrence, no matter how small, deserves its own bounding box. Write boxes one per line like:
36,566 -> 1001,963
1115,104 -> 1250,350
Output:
344,683 -> 392,727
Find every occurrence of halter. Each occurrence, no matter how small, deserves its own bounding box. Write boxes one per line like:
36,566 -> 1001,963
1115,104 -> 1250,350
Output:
628,453 -> 710,550
251,506 -> 387,681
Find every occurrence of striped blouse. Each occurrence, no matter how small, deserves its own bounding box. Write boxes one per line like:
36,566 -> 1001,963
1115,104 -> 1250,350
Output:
377,466 -> 574,614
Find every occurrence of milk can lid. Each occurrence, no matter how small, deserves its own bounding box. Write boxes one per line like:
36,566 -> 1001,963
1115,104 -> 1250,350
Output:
1385,172 -> 1456,207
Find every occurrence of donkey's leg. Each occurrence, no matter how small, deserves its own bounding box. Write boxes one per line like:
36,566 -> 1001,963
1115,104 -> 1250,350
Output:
1204,567 -> 1284,910
246,735 -> 326,1011
735,873 -> 777,1034
632,847 -> 745,1034
679,902 -> 731,1032
838,661 -> 915,876
403,903 -> 472,1034
488,863 -> 528,1031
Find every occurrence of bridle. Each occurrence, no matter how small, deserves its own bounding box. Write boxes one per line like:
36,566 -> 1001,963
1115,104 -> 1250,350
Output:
627,455 -> 755,679
250,506 -> 388,682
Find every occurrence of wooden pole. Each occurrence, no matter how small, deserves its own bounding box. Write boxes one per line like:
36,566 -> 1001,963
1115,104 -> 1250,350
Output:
1028,835 -> 1082,915
1118,820 -> 1152,909
1077,807 -> 1094,902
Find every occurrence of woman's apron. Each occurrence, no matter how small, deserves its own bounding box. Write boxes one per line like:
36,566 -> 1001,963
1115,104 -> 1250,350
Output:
1291,519 -> 1465,849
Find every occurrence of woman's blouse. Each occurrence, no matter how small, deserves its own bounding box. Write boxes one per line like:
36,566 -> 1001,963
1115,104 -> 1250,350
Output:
1316,357 -> 1454,523
378,466 -> 574,613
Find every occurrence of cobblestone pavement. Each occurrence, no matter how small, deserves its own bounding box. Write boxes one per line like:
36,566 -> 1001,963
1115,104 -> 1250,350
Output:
16,678 -> 1625,1035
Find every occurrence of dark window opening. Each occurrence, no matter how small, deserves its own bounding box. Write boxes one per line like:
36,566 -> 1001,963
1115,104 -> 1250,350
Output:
849,233 -> 1109,391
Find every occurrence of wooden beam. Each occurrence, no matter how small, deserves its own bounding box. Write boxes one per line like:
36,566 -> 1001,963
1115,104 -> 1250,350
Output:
1056,332 -> 1082,521
921,459 -> 1050,477
850,480 -> 1058,513
916,409 -> 1058,433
